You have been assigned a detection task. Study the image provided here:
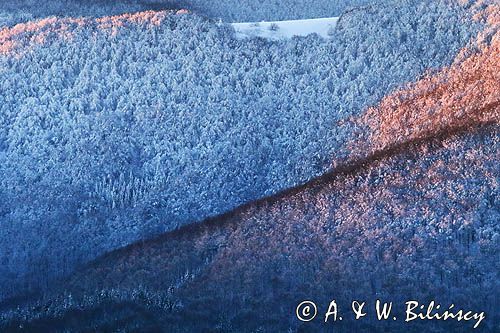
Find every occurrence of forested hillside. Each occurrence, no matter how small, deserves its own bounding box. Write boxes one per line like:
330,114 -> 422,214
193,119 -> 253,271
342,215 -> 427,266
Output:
2,121 -> 497,332
0,0 -> 171,28
0,0 -> 483,300
0,1 -> 498,332
0,0 -> 379,27
142,0 -> 377,21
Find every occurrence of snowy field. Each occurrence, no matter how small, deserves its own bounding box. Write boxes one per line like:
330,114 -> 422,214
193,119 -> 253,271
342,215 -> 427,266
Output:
232,17 -> 339,40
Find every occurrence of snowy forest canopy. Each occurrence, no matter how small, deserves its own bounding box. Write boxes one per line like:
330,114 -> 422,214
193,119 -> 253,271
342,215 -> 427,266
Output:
1,0 -> 433,25
0,0 -> 485,299
139,0 -> 379,21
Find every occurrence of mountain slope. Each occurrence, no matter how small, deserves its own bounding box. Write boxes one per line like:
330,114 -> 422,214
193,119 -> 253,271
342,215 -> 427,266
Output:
1,4 -> 498,329
0,0 -> 483,300
2,125 -> 497,333
139,0 -> 378,22
0,0 -> 179,28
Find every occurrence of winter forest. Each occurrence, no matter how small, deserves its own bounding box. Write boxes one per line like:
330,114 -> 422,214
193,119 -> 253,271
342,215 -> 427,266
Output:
0,0 -> 498,332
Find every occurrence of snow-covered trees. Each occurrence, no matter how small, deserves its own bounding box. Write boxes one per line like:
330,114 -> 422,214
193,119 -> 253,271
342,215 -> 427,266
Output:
152,0 -> 378,21
1,126 -> 498,332
0,0 -> 167,28
0,0 -> 485,299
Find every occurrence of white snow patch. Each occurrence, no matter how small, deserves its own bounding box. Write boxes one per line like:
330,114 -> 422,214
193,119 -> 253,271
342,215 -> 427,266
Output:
232,17 -> 339,40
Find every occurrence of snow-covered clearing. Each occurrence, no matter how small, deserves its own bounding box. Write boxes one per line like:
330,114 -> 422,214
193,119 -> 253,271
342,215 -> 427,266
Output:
232,17 -> 339,40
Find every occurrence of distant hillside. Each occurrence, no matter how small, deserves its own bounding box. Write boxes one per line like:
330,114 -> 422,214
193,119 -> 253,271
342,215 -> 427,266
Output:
141,0 -> 377,21
0,0 -> 176,28
0,0 -> 399,27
